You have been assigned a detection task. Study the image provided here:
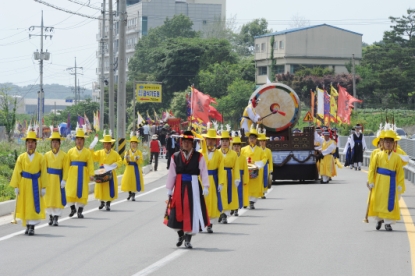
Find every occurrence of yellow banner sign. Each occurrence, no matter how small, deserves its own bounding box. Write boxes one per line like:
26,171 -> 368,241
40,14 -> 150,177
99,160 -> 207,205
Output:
136,84 -> 162,103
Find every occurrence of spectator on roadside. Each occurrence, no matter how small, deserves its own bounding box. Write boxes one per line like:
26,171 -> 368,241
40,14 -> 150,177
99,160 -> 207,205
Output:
143,122 -> 150,142
150,134 -> 161,171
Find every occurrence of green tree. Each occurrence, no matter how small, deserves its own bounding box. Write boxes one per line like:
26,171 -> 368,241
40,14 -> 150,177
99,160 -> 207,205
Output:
237,18 -> 272,55
55,99 -> 99,131
0,86 -> 17,142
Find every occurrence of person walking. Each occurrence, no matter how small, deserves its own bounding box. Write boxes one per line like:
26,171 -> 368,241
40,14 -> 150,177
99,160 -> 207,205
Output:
350,124 -> 366,170
166,131 -> 177,169
318,130 -> 337,184
9,130 -> 48,235
231,131 -> 249,215
150,134 -> 161,171
258,130 -> 272,198
121,132 -> 144,201
143,122 -> 150,143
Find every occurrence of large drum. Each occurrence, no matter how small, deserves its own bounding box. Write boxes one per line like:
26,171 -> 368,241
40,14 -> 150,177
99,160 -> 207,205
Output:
248,164 -> 259,179
249,83 -> 301,132
94,168 -> 113,183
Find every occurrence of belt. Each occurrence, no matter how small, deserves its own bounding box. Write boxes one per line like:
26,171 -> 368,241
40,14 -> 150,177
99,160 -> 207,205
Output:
208,169 -> 222,212
21,171 -> 41,214
376,167 -> 397,211
70,161 -> 87,198
128,162 -> 141,192
47,168 -> 66,206
224,167 -> 233,204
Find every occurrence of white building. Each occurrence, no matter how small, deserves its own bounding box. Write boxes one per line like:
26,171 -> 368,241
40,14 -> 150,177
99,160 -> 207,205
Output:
94,0 -> 226,100
254,24 -> 363,85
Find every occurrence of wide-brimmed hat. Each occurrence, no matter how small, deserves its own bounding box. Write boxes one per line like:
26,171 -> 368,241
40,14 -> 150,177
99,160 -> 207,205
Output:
245,126 -> 259,137
257,133 -> 270,141
22,130 -> 40,141
151,134 -> 158,140
383,130 -> 401,141
322,131 -> 330,136
47,131 -> 65,140
372,130 -> 385,147
128,135 -> 140,143
355,124 -> 362,129
75,129 -> 88,138
231,131 -> 244,144
203,128 -> 221,139
221,130 -> 231,139
180,130 -> 194,140
100,134 -> 115,143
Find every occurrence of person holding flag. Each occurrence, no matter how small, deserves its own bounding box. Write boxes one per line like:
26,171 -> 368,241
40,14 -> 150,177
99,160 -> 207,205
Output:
121,132 -> 144,201
44,129 -> 68,227
231,131 -> 249,215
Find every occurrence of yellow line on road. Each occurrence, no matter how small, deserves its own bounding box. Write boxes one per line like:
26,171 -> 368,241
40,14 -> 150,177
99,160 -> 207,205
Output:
362,169 -> 415,275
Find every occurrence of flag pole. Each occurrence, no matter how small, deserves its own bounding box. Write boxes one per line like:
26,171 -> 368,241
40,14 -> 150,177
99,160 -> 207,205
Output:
190,85 -> 194,131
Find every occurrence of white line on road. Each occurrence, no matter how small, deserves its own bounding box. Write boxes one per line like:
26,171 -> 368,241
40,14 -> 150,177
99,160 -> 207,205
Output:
0,185 -> 165,243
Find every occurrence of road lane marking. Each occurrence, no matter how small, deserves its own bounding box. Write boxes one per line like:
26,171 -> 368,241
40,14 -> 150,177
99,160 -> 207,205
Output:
0,185 -> 165,242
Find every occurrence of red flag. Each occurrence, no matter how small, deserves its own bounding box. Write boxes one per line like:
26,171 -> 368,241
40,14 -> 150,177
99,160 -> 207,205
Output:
337,85 -> 362,124
191,87 -> 211,123
208,105 -> 223,122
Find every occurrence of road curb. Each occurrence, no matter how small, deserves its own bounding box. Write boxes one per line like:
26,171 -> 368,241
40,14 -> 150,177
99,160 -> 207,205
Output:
0,164 -> 153,218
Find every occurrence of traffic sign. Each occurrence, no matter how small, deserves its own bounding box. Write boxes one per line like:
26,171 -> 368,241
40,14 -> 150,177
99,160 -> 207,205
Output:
303,111 -> 313,122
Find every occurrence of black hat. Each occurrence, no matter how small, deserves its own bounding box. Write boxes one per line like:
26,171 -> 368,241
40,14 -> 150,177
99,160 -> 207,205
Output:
355,124 -> 362,128
180,130 -> 194,140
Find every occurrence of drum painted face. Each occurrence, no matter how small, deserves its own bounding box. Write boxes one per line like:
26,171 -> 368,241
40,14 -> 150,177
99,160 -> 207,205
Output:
76,137 -> 85,150
103,142 -> 112,152
51,139 -> 60,154
26,139 -> 37,154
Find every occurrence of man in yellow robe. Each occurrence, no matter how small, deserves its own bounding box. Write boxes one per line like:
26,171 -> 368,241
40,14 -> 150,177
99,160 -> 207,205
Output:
121,133 -> 144,201
231,131 -> 249,215
258,132 -> 273,198
241,126 -> 267,209
367,130 -> 405,231
90,134 -> 123,211
44,131 -> 68,226
218,128 -> 240,223
240,98 -> 261,133
318,131 -> 337,184
9,130 -> 48,235
65,128 -> 95,218
193,125 -> 225,233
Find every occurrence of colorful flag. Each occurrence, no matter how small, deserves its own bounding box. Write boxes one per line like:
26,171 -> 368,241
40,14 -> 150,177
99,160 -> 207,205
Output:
337,85 -> 362,124
153,109 -> 159,122
84,112 -> 91,132
137,111 -> 144,126
146,110 -> 152,123
208,105 -> 223,122
77,115 -> 85,127
191,87 -> 212,124
330,85 -> 339,123
186,93 -> 191,117
324,90 -> 330,125
316,88 -> 324,119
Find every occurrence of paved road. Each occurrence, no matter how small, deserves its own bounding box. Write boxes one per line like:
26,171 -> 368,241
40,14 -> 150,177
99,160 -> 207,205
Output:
0,160 -> 414,276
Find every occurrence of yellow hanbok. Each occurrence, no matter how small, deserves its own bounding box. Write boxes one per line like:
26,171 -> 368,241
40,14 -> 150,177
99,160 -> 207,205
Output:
91,149 -> 123,201
368,151 -> 404,221
319,139 -> 336,178
121,149 -> 144,192
65,147 -> 95,205
237,153 -> 249,208
44,150 -> 68,209
220,149 -> 240,211
241,145 -> 267,198
9,152 -> 48,226
262,147 -> 273,193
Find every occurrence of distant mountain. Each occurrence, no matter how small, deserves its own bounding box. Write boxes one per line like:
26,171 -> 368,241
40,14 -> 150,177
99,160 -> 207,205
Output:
0,83 -> 92,100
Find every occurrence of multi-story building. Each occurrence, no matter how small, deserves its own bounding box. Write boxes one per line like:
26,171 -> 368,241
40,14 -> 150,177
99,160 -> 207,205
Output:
94,0 -> 226,101
254,24 -> 362,85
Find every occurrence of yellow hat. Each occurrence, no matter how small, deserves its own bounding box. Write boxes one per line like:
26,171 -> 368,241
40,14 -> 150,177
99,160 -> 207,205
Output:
75,129 -> 88,138
245,126 -> 259,137
47,131 -> 65,140
203,128 -> 221,139
221,130 -> 231,139
383,130 -> 400,141
257,133 -> 269,141
22,130 -> 40,141
99,134 -> 116,143
232,136 -> 245,144
129,135 -> 140,143
372,130 -> 386,147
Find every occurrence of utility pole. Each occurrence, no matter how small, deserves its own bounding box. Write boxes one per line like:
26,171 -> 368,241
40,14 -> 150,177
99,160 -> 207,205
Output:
109,0 -> 115,137
66,57 -> 83,105
99,0 -> 107,130
352,54 -> 357,110
29,10 -> 53,136
117,0 -> 127,156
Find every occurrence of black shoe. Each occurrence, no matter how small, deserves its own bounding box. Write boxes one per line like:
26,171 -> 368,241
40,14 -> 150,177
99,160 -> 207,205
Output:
106,201 -> 111,211
48,215 -> 53,226
249,201 -> 255,210
222,214 -> 228,224
376,220 -> 384,230
69,205 -> 76,217
218,213 -> 224,223
131,193 -> 136,201
99,201 -> 105,210
77,207 -> 84,218
355,167 -> 357,171
385,224 -> 393,231
207,224 -> 213,233
25,225 -> 29,235
230,210 -> 234,216
243,206 -> 247,209
127,192 -> 132,200
28,225 -> 35,236
234,210 -> 239,216
184,234 -> 192,249
53,216 -> 59,226
358,167 -> 361,171
176,230 -> 184,247
261,195 -> 266,199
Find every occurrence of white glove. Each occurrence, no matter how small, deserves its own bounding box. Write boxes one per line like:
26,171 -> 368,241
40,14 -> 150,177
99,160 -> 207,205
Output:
14,188 -> 19,196
218,185 -> 223,192
398,186 -> 402,193
111,163 -> 118,168
203,187 -> 209,196
255,161 -> 264,169
89,136 -> 99,149
368,183 -> 374,190
167,189 -> 173,196
125,155 -> 130,161
234,180 -> 240,187
41,188 -> 46,197
60,180 -> 66,189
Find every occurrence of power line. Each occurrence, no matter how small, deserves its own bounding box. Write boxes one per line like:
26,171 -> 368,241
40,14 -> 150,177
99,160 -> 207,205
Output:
34,0 -> 104,20
68,0 -> 102,11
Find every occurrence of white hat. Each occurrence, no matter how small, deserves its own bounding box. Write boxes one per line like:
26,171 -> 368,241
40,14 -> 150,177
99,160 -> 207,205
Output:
151,134 -> 158,140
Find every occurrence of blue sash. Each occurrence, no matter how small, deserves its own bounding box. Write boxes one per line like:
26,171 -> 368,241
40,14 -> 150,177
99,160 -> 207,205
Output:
238,170 -> 244,209
21,171 -> 41,214
47,167 -> 66,206
208,169 -> 222,212
376,167 -> 397,212
70,161 -> 87,198
181,174 -> 192,182
128,162 -> 141,192
263,161 -> 269,188
109,173 -> 115,198
224,167 -> 233,204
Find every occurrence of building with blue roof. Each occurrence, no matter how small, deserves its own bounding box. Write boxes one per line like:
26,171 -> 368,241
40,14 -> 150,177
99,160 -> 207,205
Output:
254,24 -> 362,85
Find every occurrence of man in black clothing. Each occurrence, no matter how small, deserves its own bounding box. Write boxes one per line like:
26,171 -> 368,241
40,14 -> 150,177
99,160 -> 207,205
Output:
166,131 -> 177,169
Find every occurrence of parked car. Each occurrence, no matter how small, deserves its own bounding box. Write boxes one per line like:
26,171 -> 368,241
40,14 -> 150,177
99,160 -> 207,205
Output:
396,128 -> 407,137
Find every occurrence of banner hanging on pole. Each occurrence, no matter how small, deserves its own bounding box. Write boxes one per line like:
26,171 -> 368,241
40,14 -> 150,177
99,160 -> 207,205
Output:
136,83 -> 162,103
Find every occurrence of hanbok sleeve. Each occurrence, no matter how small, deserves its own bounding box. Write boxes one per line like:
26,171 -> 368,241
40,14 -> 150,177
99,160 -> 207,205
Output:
9,155 -> 23,188
166,156 -> 177,190
198,154 -> 209,188
40,154 -> 48,189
